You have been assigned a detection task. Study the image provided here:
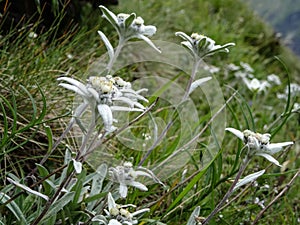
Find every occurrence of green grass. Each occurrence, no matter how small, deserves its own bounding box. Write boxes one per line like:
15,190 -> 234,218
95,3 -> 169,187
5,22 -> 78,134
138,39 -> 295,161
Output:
0,0 -> 299,224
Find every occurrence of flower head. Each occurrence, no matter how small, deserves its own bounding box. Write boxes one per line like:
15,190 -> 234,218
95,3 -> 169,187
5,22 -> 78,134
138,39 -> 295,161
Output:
175,31 -> 235,58
267,74 -> 281,85
95,192 -> 150,225
240,62 -> 254,73
242,77 -> 271,93
99,5 -> 160,53
231,62 -> 254,79
225,127 -> 294,166
58,75 -> 148,132
106,192 -> 149,225
277,83 -> 300,100
109,162 -> 164,198
227,63 -> 240,72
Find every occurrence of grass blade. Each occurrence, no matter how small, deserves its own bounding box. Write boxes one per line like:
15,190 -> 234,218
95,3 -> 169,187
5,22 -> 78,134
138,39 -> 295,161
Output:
0,192 -> 27,223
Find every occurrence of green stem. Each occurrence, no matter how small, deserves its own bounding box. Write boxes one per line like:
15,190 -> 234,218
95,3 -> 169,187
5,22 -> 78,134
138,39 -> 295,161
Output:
106,38 -> 126,74
75,107 -> 97,160
182,56 -> 201,102
31,171 -> 75,225
251,91 -> 258,113
202,155 -> 251,225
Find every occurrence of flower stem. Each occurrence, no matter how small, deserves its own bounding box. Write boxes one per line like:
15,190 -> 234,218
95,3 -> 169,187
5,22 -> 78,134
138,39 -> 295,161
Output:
202,156 -> 251,225
31,171 -> 75,225
76,107 -> 97,160
182,57 -> 201,101
107,38 -> 126,74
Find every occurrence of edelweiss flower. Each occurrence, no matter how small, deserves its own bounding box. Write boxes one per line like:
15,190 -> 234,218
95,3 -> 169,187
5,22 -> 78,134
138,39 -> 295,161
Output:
242,77 -> 270,93
105,192 -> 150,225
232,62 -> 254,79
58,75 -> 148,132
267,74 -> 281,85
227,63 -> 240,72
175,31 -> 235,58
277,83 -> 300,100
240,62 -> 254,73
225,127 -> 294,166
108,219 -> 122,225
292,103 -> 300,112
203,64 -> 220,74
99,5 -> 160,53
109,162 -> 164,198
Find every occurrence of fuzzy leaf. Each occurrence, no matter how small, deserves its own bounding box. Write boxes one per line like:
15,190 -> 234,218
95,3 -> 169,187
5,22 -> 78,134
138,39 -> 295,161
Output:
72,159 -> 82,174
43,192 -> 75,221
142,25 -> 157,36
234,169 -> 265,191
180,41 -> 196,57
0,192 -> 27,223
99,5 -> 120,34
125,13 -> 136,28
187,206 -> 201,225
98,31 -> 114,60
197,37 -> 207,52
7,177 -> 49,201
59,149 -> 73,185
87,164 -> 107,210
189,77 -> 212,95
175,31 -> 194,43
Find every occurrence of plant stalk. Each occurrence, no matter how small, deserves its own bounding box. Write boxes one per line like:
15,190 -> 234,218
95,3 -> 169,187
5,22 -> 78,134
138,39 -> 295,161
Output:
202,156 -> 250,225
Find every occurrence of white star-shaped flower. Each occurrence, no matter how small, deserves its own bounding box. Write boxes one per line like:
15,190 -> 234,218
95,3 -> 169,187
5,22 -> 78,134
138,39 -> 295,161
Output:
175,31 -> 235,58
109,162 -> 164,198
99,5 -> 160,53
242,77 -> 271,93
225,127 -> 294,166
58,75 -> 148,132
104,192 -> 150,225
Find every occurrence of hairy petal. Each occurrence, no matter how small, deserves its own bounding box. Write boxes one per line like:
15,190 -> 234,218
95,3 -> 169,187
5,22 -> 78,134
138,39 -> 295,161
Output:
58,77 -> 89,95
265,142 -> 294,154
119,183 -> 128,198
131,208 -> 150,217
110,106 -> 144,112
255,152 -> 281,167
135,34 -> 161,53
129,181 -> 148,191
97,104 -> 116,132
225,127 -> 244,141
175,31 -> 194,43
107,192 -> 117,211
108,219 -> 122,225
140,25 -> 157,36
58,83 -> 87,97
87,87 -> 100,102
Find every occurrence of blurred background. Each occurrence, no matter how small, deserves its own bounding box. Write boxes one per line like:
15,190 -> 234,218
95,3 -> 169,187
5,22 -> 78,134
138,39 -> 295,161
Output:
248,0 -> 300,56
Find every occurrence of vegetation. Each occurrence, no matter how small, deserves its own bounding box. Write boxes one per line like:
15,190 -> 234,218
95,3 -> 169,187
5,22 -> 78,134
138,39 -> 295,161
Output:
0,0 -> 299,224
